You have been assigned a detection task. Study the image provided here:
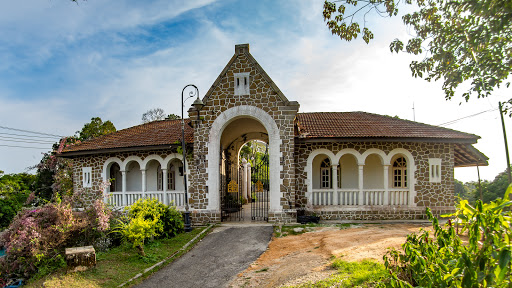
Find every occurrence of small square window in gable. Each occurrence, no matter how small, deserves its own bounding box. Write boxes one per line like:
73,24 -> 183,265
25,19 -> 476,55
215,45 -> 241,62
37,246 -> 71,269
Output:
234,73 -> 250,95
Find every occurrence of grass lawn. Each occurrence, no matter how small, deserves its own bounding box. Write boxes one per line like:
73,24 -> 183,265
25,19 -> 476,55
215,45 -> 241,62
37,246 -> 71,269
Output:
288,259 -> 387,288
26,226 -> 209,288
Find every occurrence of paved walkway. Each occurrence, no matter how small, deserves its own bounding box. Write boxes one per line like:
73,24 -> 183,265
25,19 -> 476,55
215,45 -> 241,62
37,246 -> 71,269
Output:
134,225 -> 273,288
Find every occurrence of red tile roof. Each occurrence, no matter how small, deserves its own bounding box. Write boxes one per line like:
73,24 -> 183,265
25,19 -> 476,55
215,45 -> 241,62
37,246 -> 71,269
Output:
295,112 -> 479,141
61,119 -> 193,154
60,112 -> 480,156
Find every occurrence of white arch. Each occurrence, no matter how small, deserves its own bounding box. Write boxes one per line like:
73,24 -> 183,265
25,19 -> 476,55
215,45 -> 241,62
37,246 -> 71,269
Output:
387,148 -> 417,206
386,148 -> 415,169
141,155 -> 165,170
334,148 -> 363,165
121,156 -> 144,171
361,148 -> 388,165
102,157 -> 123,182
305,149 -> 336,205
163,153 -> 185,170
207,105 -> 281,211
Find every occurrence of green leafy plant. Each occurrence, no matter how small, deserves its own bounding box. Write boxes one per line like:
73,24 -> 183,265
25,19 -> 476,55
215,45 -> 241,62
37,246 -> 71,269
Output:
381,185 -> 512,287
114,198 -> 184,256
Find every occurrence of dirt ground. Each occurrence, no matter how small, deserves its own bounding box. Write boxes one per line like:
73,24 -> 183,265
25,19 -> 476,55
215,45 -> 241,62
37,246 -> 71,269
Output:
228,223 -> 432,288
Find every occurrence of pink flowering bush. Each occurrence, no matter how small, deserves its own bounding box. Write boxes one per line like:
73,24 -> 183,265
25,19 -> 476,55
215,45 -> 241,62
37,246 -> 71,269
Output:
0,183 -> 116,280
0,203 -> 81,278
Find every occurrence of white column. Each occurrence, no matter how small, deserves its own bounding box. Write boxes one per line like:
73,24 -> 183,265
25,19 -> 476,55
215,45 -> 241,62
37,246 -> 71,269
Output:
242,159 -> 248,201
141,170 -> 146,199
121,170 -> 127,206
332,164 -> 338,205
383,165 -> 389,206
247,162 -> 252,200
162,168 -> 168,205
358,165 -> 364,205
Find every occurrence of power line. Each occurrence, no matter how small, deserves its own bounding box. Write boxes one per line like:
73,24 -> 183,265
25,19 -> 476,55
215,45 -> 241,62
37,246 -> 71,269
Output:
437,108 -> 498,126
0,125 -> 65,138
0,144 -> 50,150
0,136 -> 57,144
0,132 -> 61,140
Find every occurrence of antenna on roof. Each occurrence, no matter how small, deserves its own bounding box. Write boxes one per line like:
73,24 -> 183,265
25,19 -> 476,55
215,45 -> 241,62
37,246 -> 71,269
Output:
412,102 -> 416,121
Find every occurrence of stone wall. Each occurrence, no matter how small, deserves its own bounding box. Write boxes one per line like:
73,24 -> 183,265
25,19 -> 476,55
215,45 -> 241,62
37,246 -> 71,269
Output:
189,45 -> 299,215
70,148 -> 177,207
295,141 -> 456,220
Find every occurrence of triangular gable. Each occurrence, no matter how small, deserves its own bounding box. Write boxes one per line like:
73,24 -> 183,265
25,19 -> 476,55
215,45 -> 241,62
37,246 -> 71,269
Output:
202,44 -> 296,106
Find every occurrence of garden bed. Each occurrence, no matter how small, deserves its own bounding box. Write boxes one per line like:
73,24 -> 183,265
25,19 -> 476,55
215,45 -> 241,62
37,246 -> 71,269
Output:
25,226 -> 210,288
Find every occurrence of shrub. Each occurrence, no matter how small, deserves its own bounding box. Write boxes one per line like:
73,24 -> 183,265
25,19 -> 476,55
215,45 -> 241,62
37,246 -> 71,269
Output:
0,189 -> 114,280
114,198 -> 184,256
381,185 -> 512,287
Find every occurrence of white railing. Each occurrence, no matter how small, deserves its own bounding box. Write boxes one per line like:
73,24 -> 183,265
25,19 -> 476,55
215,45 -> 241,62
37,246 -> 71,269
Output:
363,190 -> 385,206
338,190 -> 359,205
312,189 -> 334,205
312,189 -> 410,206
388,189 -> 409,206
106,191 -> 185,208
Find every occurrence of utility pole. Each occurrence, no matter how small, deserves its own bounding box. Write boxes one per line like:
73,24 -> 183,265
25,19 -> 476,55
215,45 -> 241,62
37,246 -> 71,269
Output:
499,102 -> 512,184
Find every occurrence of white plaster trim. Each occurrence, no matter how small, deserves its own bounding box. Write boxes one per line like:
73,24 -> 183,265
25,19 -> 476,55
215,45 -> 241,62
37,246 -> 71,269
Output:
207,105 -> 281,212
121,156 -> 144,171
388,148 -> 417,207
361,148 -> 388,165
305,147 -> 417,207
334,148 -> 363,165
305,149 -> 336,205
141,155 -> 165,170
102,157 -> 123,181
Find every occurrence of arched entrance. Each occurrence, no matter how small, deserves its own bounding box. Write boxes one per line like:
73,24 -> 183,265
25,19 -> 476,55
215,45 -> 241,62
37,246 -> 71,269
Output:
206,105 -> 281,221
219,118 -> 269,221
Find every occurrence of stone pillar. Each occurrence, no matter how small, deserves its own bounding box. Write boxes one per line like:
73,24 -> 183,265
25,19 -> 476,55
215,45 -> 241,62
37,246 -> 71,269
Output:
141,170 -> 146,198
383,165 -> 389,205
358,165 -> 364,205
332,164 -> 338,205
121,170 -> 127,207
162,168 -> 168,205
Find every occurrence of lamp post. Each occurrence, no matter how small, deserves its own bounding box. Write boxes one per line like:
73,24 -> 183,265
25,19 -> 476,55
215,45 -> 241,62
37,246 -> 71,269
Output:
181,84 -> 204,232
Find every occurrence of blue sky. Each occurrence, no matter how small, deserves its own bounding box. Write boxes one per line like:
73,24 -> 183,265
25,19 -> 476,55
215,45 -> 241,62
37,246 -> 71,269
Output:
0,0 -> 510,182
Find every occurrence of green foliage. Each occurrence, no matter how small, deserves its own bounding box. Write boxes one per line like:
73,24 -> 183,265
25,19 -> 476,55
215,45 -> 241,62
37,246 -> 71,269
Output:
291,259 -> 386,287
323,0 -> 512,111
457,166 -> 512,204
77,117 -> 116,141
381,185 -> 512,287
0,173 -> 36,229
114,198 -> 184,256
166,113 -> 181,120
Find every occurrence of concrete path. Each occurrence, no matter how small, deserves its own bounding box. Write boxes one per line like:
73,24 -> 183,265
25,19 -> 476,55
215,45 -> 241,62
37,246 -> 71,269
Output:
134,225 -> 273,288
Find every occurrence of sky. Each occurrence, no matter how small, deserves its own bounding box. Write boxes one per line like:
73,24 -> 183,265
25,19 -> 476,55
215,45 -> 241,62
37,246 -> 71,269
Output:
0,0 -> 510,183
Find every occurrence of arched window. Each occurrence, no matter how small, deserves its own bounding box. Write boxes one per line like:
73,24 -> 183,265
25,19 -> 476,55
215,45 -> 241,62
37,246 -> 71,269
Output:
320,158 -> 331,189
392,157 -> 407,188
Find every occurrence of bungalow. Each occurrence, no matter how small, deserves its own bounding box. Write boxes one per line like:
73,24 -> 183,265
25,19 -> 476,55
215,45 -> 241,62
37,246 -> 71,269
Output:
60,44 -> 488,224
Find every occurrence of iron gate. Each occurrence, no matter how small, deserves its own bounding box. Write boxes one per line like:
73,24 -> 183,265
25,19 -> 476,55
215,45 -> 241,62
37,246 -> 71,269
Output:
251,150 -> 269,221
220,149 -> 243,221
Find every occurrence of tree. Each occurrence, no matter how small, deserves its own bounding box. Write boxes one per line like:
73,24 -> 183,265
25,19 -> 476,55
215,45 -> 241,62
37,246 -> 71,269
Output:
76,117 -> 116,141
166,113 -> 181,120
142,108 -> 166,123
323,0 -> 512,110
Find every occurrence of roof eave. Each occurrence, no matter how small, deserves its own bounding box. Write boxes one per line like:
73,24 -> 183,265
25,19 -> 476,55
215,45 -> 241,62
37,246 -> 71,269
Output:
295,137 -> 478,144
58,143 -> 189,158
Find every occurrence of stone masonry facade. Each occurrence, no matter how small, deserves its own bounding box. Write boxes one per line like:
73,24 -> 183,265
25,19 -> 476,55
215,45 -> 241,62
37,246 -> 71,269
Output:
295,141 -> 456,220
187,44 -> 299,223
